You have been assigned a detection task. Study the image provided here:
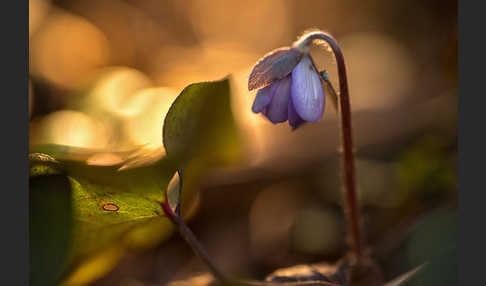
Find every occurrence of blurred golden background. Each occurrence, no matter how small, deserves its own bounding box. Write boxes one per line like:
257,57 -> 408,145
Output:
29,0 -> 457,285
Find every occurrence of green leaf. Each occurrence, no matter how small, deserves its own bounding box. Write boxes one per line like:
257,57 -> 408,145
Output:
30,77 -> 241,285
30,174 -> 73,286
163,77 -> 240,167
162,77 -> 241,212
406,211 -> 457,286
29,148 -> 178,285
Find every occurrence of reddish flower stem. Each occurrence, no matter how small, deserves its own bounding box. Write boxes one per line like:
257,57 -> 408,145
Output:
296,31 -> 365,260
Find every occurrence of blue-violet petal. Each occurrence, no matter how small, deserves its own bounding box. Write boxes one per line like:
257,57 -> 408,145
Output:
265,75 -> 292,123
252,84 -> 274,113
288,97 -> 305,130
248,47 -> 303,91
290,54 -> 325,122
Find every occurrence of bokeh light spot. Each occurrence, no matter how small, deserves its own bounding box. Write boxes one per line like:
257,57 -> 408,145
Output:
30,10 -> 110,89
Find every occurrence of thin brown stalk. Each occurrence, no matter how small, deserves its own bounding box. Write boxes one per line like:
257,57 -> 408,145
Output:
161,199 -> 231,284
295,31 -> 365,260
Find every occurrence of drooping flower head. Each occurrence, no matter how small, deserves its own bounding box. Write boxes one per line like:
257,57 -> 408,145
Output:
248,34 -> 325,130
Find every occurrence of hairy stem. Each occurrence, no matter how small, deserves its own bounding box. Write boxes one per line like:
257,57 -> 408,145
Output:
295,31 -> 365,260
161,199 -> 231,283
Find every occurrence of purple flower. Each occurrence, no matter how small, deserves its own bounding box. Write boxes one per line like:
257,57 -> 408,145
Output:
249,46 -> 325,130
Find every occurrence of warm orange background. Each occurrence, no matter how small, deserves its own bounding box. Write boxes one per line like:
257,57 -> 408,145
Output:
29,0 -> 457,285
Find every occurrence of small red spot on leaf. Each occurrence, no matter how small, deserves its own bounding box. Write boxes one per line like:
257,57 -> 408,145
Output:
102,203 -> 119,211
